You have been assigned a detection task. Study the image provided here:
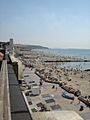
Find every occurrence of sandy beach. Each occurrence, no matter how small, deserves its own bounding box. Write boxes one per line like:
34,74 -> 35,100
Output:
15,48 -> 90,119
18,49 -> 90,97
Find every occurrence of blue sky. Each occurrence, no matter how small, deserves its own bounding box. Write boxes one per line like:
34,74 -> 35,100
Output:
0,0 -> 90,48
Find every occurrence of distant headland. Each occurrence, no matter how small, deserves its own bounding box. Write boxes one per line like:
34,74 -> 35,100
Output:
14,44 -> 48,50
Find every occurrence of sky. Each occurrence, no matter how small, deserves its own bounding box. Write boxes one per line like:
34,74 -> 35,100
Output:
0,0 -> 90,49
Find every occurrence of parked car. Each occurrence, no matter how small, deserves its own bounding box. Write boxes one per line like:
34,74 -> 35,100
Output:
62,91 -> 74,100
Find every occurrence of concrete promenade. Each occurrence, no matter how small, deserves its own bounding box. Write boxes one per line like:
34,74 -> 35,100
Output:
0,60 -> 11,120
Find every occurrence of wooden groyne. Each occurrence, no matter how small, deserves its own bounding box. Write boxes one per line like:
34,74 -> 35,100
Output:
78,96 -> 90,107
44,60 -> 90,62
35,71 -> 81,97
35,70 -> 90,107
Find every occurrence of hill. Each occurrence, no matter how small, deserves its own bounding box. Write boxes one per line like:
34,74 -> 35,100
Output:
14,44 -> 48,50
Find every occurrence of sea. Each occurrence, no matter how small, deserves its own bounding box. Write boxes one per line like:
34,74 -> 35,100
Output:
33,48 -> 90,70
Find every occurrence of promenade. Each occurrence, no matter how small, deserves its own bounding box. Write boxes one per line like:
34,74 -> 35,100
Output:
22,67 -> 90,120
0,60 -> 11,120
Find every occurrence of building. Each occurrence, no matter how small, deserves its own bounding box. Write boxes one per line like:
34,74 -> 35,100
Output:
32,111 -> 84,120
0,41 -> 32,120
0,40 -> 86,120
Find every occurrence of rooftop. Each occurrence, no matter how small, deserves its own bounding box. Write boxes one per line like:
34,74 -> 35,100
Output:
32,111 -> 84,120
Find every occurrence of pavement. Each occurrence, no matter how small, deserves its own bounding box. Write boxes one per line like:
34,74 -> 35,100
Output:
23,67 -> 90,120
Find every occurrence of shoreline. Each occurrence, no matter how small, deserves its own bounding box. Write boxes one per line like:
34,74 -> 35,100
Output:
14,48 -> 90,112
15,49 -> 90,96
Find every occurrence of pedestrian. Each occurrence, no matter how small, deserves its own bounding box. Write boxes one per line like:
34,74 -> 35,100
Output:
79,105 -> 84,111
52,85 -> 55,89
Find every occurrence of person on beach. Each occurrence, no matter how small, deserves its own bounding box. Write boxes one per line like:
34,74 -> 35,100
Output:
70,99 -> 74,104
79,105 -> 84,111
77,99 -> 80,105
39,79 -> 43,86
52,85 -> 55,89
